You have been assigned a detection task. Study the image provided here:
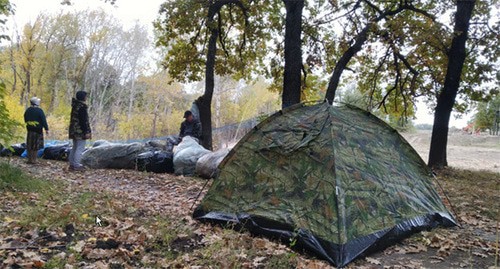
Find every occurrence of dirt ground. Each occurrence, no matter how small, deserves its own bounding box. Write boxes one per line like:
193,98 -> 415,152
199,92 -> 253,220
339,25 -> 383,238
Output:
1,133 -> 499,268
402,130 -> 500,173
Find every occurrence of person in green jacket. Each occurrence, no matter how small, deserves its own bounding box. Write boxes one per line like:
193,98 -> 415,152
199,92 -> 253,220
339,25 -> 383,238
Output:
68,91 -> 92,171
23,97 -> 49,164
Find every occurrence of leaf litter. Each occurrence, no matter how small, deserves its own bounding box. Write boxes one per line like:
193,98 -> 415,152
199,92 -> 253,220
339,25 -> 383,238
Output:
0,159 -> 498,268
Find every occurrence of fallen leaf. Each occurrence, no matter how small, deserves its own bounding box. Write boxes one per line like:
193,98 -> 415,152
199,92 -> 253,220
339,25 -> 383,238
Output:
71,241 -> 86,253
365,257 -> 381,265
472,252 -> 488,258
33,260 -> 45,268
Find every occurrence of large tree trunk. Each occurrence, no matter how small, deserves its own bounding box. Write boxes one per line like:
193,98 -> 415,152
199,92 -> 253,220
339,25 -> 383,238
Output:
325,24 -> 372,103
194,0 -> 246,150
428,0 -> 476,168
282,0 -> 304,109
196,25 -> 218,150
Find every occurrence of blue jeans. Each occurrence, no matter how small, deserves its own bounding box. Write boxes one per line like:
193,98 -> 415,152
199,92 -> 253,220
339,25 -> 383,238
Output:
69,139 -> 86,168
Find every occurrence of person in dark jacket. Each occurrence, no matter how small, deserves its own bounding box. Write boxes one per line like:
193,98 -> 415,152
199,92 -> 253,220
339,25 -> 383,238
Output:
24,97 -> 49,164
68,91 -> 91,171
179,110 -> 202,141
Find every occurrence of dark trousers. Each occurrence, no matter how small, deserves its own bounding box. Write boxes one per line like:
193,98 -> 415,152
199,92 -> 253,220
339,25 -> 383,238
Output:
26,131 -> 43,164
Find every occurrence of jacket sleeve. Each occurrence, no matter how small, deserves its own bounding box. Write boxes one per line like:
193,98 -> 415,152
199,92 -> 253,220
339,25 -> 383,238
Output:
40,109 -> 49,131
179,122 -> 185,137
78,107 -> 91,134
194,121 -> 202,139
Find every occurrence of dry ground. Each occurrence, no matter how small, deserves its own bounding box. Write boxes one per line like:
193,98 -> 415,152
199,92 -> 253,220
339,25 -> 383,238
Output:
402,130 -> 500,173
0,133 -> 499,268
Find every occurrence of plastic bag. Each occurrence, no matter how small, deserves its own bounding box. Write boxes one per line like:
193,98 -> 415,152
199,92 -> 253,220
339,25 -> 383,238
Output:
43,144 -> 71,161
173,136 -> 211,176
0,143 -> 26,157
21,148 -> 45,158
146,140 -> 167,150
82,142 -> 147,169
195,149 -> 230,179
136,151 -> 174,173
92,140 -> 111,148
165,135 -> 180,152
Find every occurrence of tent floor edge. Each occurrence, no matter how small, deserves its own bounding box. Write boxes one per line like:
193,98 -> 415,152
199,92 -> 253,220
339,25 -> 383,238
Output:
192,209 -> 457,267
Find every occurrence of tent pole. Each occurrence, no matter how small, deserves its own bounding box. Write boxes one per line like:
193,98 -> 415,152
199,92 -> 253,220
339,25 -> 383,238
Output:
190,179 -> 211,211
432,174 -> 460,226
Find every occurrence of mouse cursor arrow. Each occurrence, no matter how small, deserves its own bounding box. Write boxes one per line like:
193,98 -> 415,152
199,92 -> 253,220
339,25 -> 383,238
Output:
96,216 -> 102,226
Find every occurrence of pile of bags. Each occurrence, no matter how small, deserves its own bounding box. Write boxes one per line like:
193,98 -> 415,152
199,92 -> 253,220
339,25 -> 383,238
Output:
1,135 -> 230,179
0,142 -> 71,161
173,137 -> 211,176
0,143 -> 26,157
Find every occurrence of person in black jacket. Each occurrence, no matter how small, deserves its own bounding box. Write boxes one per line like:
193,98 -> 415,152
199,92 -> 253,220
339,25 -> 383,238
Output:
179,110 -> 202,141
68,91 -> 91,171
24,97 -> 49,164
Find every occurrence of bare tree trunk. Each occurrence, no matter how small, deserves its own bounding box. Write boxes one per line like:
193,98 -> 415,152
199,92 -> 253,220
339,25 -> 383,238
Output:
9,45 -> 17,94
428,0 -> 476,168
282,0 -> 304,109
151,101 -> 160,138
127,75 -> 136,120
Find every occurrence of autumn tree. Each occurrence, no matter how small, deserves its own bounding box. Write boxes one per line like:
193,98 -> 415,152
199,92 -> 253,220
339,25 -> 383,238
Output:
155,0 -> 277,149
472,94 -> 500,134
0,0 -> 18,146
428,0 -> 496,168
1,9 -> 152,139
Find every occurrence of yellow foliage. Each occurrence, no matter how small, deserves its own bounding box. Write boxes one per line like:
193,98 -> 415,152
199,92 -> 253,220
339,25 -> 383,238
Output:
3,94 -> 25,139
46,115 -> 69,141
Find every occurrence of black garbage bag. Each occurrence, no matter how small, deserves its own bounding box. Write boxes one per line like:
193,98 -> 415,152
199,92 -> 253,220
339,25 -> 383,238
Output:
165,135 -> 180,152
136,151 -> 174,173
43,144 -> 71,161
0,143 -> 26,157
146,140 -> 167,150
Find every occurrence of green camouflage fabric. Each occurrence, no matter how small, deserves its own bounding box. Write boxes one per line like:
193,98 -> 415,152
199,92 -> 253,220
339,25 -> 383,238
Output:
196,102 -> 455,249
69,98 -> 91,140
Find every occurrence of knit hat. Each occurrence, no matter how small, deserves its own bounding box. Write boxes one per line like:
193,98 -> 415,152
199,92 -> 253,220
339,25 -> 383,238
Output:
76,91 -> 88,101
30,97 -> 41,106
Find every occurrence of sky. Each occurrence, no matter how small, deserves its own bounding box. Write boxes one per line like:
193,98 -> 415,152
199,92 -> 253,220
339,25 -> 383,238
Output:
5,0 -> 472,128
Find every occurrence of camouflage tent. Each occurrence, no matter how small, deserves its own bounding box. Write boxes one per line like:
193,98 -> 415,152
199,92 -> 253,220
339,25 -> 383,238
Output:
194,102 -> 456,267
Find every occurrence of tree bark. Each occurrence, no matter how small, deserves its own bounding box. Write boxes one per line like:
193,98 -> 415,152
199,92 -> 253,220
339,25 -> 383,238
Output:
282,0 -> 304,109
196,10 -> 219,150
428,0 -> 476,168
195,0 -> 245,150
196,27 -> 217,150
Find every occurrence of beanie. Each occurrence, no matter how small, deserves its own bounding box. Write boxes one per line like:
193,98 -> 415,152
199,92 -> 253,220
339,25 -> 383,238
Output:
76,91 -> 87,101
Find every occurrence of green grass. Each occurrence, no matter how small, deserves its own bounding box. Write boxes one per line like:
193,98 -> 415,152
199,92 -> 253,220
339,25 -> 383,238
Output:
0,162 -> 54,192
0,161 -> 117,229
19,191 -> 106,228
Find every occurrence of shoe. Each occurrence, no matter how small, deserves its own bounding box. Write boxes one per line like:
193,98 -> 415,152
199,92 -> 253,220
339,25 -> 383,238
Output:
69,166 -> 85,172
